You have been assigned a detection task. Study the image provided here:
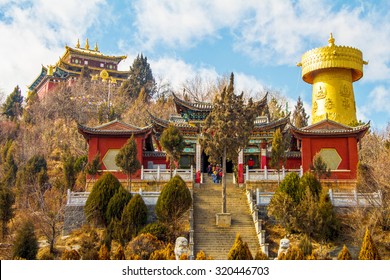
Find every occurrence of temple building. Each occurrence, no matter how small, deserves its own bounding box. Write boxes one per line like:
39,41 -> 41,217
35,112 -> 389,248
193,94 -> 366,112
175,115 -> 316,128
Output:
77,119 -> 167,181
28,39 -> 130,98
77,34 -> 368,187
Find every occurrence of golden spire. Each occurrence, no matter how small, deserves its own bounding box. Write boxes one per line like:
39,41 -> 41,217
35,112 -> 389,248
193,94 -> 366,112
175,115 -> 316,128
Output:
76,38 -> 80,48
94,42 -> 99,52
47,65 -> 54,76
85,38 -> 90,50
328,33 -> 335,47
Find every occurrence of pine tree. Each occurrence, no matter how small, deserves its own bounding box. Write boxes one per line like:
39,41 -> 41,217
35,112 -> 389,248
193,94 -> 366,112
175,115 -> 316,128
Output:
270,128 -> 286,184
292,96 -> 309,128
311,153 -> 331,179
0,183 -> 15,238
337,245 -> 352,260
115,135 -> 141,192
298,235 -> 313,257
358,228 -> 381,260
299,172 -> 322,200
227,234 -> 253,260
121,194 -> 148,242
155,175 -> 192,232
12,220 -> 38,260
2,85 -> 23,121
84,172 -> 121,226
105,186 -> 132,222
120,54 -> 156,101
201,73 -> 258,213
160,125 -> 185,178
268,96 -> 285,121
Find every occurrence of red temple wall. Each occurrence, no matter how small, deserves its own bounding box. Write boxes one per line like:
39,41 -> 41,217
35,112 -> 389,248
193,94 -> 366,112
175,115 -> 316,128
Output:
300,136 -> 358,180
87,136 -> 144,180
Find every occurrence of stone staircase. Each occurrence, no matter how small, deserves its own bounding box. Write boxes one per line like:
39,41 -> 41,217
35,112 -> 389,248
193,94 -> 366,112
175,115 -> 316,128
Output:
193,173 -> 260,259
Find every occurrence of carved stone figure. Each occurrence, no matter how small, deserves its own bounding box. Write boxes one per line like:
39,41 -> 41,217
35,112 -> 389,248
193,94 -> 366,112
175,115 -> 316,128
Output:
277,238 -> 290,259
174,237 -> 189,260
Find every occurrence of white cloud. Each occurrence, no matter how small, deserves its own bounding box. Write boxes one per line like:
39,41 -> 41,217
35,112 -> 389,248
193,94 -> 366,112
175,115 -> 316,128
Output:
367,85 -> 390,113
0,0 -> 108,95
132,0 -> 390,83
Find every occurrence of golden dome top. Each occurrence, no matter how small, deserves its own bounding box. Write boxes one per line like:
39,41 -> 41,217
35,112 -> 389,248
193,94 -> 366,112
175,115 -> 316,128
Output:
297,34 -> 368,84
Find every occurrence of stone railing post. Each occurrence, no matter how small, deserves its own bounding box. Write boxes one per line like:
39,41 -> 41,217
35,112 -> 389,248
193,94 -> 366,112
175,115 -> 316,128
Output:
329,188 -> 333,204
141,165 -> 144,180
300,165 -> 303,177
174,168 -> 177,177
260,230 -> 266,245
256,188 -> 260,205
190,165 -> 194,182
67,189 -> 71,204
282,166 -> 285,179
264,165 -> 268,180
157,165 -> 160,181
354,188 -> 359,206
246,165 -> 249,182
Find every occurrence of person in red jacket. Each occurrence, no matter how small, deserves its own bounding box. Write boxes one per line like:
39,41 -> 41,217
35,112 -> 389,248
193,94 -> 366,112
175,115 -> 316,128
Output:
248,157 -> 254,169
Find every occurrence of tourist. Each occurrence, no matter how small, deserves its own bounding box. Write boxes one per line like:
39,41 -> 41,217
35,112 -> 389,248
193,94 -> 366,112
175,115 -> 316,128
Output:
248,157 -> 254,169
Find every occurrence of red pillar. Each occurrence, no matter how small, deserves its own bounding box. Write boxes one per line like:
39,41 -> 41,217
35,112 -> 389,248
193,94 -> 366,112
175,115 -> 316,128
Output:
260,142 -> 267,169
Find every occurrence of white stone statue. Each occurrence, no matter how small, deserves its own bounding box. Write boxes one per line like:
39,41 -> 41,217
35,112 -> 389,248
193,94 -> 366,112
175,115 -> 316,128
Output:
277,238 -> 290,259
174,237 -> 189,260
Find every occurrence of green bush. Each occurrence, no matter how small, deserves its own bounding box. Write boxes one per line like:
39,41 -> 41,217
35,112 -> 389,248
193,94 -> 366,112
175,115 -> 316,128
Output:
121,194 -> 148,242
298,235 -> 313,256
279,172 -> 304,204
84,173 -> 121,226
227,234 -> 253,260
317,191 -> 340,241
299,172 -> 322,200
139,222 -> 170,243
106,186 -> 132,222
155,175 -> 192,231
12,220 -> 38,260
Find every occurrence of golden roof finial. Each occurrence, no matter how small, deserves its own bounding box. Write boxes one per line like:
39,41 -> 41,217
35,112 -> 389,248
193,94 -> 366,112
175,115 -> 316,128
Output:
328,33 -> 335,47
94,42 -> 99,52
47,65 -> 54,76
85,38 -> 90,50
76,38 -> 80,48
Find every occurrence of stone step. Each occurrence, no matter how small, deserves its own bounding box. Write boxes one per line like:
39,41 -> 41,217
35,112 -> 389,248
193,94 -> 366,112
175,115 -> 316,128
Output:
193,174 -> 260,259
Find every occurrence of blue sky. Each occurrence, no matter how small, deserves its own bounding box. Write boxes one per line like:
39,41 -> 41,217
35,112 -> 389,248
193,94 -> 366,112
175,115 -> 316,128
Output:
0,0 -> 389,130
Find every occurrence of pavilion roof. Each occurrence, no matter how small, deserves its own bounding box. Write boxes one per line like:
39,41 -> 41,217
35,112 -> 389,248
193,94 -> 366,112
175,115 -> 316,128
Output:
290,119 -> 370,140
147,111 -> 199,132
78,119 -> 152,138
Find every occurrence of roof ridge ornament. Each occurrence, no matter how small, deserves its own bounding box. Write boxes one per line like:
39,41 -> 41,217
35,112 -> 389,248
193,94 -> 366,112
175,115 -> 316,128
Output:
85,38 -> 90,50
328,33 -> 335,47
94,42 -> 99,52
76,38 -> 80,48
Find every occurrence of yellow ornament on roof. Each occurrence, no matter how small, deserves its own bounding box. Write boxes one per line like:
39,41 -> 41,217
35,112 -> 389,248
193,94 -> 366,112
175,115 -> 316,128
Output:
76,38 -> 80,48
85,38 -> 90,50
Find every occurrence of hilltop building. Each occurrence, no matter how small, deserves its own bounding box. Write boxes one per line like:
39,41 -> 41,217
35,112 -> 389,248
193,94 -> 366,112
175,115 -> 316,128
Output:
28,39 -> 130,98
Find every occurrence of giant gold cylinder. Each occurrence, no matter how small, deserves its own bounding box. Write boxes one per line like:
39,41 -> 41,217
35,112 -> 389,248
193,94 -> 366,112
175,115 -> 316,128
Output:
298,34 -> 367,125
311,68 -> 356,124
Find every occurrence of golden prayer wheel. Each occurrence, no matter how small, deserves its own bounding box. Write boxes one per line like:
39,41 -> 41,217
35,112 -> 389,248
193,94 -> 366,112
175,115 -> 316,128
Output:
297,34 -> 368,125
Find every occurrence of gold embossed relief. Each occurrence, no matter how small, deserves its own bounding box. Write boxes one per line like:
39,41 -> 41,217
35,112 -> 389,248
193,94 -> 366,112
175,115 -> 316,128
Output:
316,85 -> 327,99
342,97 -> 350,110
325,98 -> 333,110
313,101 -> 318,114
339,84 -> 350,97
